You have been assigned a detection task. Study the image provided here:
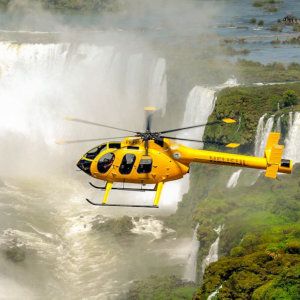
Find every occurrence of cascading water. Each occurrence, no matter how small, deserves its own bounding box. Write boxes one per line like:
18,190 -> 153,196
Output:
254,114 -> 267,156
255,115 -> 274,157
226,169 -> 242,188
226,113 -> 271,188
247,114 -> 275,185
0,39 -> 181,299
179,79 -> 238,282
284,112 -> 300,163
0,42 -> 167,141
183,223 -> 200,282
276,114 -> 283,132
201,225 -> 223,275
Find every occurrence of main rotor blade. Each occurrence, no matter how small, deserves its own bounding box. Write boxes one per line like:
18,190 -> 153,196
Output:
160,118 -> 236,134
162,136 -> 240,148
56,136 -> 131,145
65,117 -> 137,134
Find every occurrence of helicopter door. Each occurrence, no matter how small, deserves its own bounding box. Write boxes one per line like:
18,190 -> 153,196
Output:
119,154 -> 136,175
137,157 -> 153,173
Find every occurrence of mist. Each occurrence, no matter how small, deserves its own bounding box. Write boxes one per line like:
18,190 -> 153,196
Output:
0,1 -> 228,299
0,0 -> 224,184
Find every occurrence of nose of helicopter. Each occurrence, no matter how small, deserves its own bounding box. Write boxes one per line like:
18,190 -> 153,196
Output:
77,158 -> 92,175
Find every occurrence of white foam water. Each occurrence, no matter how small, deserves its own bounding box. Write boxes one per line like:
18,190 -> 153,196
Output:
131,216 -> 175,240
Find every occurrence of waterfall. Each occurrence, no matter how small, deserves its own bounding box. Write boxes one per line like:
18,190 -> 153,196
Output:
276,114 -> 283,132
284,112 -> 300,163
255,115 -> 274,157
0,41 -> 167,177
249,114 -> 275,185
183,224 -> 200,282
180,78 -> 238,145
178,78 -> 238,194
254,114 -> 267,156
180,86 -> 216,144
179,80 -> 238,280
202,225 -> 223,274
226,169 -> 242,188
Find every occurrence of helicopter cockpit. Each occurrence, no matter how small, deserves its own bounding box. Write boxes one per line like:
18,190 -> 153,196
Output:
78,142 -> 123,175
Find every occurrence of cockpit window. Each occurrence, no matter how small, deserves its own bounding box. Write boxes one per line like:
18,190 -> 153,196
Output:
109,143 -> 121,149
97,152 -> 115,173
85,144 -> 106,159
119,154 -> 136,175
137,157 -> 152,174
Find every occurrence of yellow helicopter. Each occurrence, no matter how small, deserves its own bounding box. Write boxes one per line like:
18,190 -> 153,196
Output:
58,107 -> 293,208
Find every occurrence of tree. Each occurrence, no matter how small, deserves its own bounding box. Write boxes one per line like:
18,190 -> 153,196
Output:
282,90 -> 298,107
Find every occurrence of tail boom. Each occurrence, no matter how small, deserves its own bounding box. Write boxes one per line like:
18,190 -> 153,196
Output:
173,132 -> 292,178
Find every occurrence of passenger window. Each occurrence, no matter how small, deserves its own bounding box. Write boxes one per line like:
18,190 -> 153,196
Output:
97,152 -> 115,173
85,144 -> 106,159
137,157 -> 152,174
119,154 -> 136,175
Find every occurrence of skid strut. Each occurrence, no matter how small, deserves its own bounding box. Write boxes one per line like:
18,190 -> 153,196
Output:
86,181 -> 164,208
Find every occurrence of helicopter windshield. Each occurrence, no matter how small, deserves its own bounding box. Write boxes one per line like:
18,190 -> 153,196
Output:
85,144 -> 106,159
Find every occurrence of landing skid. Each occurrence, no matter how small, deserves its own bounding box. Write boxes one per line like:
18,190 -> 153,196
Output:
89,182 -> 155,192
86,181 -> 164,208
85,198 -> 159,208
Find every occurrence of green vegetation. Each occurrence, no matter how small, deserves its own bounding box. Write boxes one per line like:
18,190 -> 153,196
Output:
269,23 -> 283,32
235,60 -> 300,83
127,275 -> 196,300
223,46 -> 250,56
258,20 -> 264,26
282,36 -> 300,45
164,163 -> 300,300
204,83 -> 300,148
129,81 -> 300,299
0,0 -> 120,13
252,0 -> 282,12
294,24 -> 300,32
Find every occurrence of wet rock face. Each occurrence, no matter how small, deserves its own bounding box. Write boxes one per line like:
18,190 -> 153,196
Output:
3,242 -> 26,263
92,215 -> 134,236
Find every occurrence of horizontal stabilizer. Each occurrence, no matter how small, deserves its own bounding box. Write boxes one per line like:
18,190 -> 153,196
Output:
226,143 -> 240,148
222,118 -> 236,124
